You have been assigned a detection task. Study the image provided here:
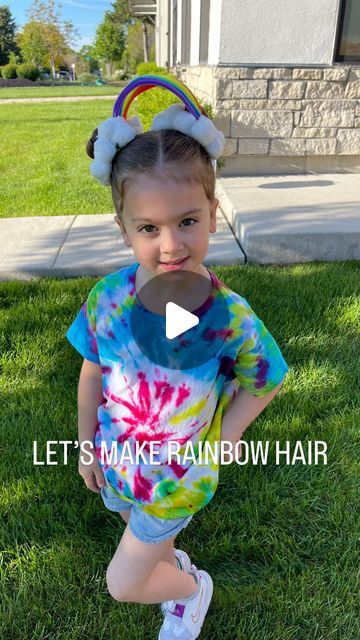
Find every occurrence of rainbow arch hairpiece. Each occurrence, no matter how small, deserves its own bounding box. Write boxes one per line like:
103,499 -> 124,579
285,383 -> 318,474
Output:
90,74 -> 224,185
112,74 -> 206,120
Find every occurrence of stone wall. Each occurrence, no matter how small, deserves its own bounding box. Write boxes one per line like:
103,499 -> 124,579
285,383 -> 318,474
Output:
179,65 -> 360,175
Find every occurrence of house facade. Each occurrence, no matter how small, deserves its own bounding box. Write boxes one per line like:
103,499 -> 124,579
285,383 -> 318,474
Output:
155,0 -> 360,175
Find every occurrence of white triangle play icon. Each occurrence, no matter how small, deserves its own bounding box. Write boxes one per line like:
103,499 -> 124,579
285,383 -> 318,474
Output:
166,302 -> 199,340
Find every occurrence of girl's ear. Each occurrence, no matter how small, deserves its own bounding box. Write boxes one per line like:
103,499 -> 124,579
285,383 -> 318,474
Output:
209,198 -> 219,234
114,215 -> 132,247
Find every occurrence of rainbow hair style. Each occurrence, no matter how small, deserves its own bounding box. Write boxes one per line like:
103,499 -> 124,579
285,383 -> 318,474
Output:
112,74 -> 207,120
89,74 -> 225,185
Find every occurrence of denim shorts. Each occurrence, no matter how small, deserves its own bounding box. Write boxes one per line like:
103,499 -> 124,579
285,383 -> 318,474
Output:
100,485 -> 193,544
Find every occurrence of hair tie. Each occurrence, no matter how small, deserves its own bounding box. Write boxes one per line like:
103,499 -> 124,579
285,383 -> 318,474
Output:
90,74 -> 225,186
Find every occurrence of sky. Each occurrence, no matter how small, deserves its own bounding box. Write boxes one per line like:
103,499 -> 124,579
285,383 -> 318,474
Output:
8,0 -> 114,50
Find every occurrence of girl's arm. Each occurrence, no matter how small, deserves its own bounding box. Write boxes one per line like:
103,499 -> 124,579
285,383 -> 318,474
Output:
220,381 -> 284,447
77,359 -> 106,493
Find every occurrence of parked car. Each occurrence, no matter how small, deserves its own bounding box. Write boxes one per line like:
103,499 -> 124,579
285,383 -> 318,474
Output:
56,70 -> 70,80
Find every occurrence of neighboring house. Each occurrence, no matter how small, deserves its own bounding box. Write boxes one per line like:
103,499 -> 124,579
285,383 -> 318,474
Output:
146,0 -> 360,175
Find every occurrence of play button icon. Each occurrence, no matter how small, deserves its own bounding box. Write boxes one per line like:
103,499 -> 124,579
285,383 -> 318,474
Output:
130,266 -> 230,370
166,302 -> 199,339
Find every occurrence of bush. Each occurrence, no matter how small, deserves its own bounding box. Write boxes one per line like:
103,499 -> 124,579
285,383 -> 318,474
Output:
113,69 -> 128,81
136,62 -> 168,76
16,64 -> 40,81
2,64 -> 17,79
78,72 -> 96,84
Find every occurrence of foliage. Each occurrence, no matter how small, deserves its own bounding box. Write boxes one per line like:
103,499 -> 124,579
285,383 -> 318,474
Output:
122,83 -> 180,131
8,50 -> 21,65
0,5 -> 19,65
136,61 -> 167,76
94,0 -> 134,72
1,62 -> 16,78
107,0 -> 132,26
78,44 -> 99,74
21,0 -> 79,78
112,68 -> 129,80
93,14 -> 125,64
123,20 -> 155,74
16,62 -> 40,81
16,20 -> 48,68
121,21 -> 142,73
78,72 -> 96,84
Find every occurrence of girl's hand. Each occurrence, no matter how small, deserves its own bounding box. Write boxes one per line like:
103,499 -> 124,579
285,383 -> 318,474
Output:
78,455 -> 106,494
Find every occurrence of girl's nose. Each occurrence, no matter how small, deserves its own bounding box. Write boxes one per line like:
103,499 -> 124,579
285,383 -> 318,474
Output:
160,229 -> 184,254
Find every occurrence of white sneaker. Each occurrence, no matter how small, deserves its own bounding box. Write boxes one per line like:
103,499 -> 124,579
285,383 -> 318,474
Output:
160,549 -> 197,617
158,568 -> 213,639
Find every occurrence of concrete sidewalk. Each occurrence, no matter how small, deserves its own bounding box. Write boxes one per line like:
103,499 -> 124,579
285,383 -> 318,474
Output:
217,173 -> 360,264
1,173 -> 359,281
0,208 -> 244,281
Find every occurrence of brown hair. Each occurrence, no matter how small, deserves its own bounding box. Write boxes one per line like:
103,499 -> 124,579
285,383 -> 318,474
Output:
86,127 -> 216,219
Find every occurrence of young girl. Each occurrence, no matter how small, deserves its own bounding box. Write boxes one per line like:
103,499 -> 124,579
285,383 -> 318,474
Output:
65,76 -> 289,640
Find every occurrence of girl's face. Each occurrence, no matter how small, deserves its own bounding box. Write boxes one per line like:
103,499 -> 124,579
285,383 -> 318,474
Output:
115,173 -> 218,280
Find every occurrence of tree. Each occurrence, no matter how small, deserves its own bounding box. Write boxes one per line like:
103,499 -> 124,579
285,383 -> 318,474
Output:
0,5 -> 19,65
61,45 -> 99,78
108,0 -> 155,72
93,0 -> 135,76
78,44 -> 99,74
124,20 -> 155,73
17,20 -> 48,68
94,13 -> 125,75
108,0 -> 132,27
23,0 -> 79,79
126,21 -> 145,71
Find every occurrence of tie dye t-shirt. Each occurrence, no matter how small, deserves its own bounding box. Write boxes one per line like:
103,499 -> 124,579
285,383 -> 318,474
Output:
65,262 -> 289,519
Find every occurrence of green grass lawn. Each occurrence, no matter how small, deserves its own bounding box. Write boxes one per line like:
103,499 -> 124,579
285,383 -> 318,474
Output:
0,90 -> 179,218
0,261 -> 359,639
0,84 -> 125,99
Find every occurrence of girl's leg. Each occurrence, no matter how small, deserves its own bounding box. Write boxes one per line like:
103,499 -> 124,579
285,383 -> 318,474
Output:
106,524 -> 197,604
119,511 -> 177,567
119,511 -> 130,523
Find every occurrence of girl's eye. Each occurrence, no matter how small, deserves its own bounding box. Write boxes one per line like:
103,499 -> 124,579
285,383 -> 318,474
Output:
180,218 -> 197,226
139,225 -> 156,234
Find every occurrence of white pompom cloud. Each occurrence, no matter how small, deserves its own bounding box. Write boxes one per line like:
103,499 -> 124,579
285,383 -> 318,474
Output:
90,115 -> 144,186
90,106 -> 224,186
150,104 -> 225,161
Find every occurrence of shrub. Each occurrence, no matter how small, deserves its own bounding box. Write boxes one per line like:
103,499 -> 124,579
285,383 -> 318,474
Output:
78,72 -> 96,84
113,69 -> 128,81
136,62 -> 168,76
16,64 -> 40,81
2,64 -> 17,79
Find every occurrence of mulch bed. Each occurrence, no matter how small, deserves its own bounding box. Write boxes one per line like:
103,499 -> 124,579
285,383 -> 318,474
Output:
0,78 -> 126,88
0,78 -> 36,87
0,79 -> 81,88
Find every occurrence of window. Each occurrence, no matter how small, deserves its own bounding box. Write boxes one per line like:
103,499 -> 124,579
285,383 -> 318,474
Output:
199,0 -> 210,64
335,0 -> 360,62
172,0 -> 178,64
181,0 -> 191,65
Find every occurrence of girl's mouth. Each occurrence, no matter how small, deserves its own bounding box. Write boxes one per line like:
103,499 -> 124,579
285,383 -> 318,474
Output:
158,256 -> 189,271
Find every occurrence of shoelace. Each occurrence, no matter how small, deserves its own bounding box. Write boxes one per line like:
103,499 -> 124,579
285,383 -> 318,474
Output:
161,598 -> 175,613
